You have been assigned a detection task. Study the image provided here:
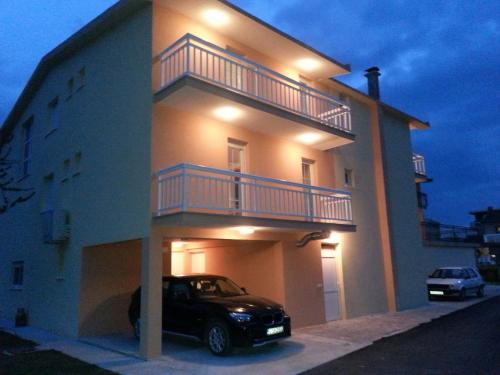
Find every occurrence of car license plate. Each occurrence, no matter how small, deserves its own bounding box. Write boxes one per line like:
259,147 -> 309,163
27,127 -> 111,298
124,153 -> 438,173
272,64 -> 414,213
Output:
267,326 -> 284,336
429,290 -> 444,295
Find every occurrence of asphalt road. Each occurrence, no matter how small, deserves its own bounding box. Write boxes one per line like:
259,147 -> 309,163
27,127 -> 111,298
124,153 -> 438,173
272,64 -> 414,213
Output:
302,295 -> 500,375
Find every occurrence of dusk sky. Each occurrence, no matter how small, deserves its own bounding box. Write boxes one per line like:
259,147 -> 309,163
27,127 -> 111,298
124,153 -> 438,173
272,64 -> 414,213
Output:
1,0 -> 498,225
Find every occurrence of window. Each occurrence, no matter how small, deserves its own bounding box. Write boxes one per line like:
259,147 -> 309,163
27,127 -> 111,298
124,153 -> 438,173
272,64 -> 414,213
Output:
66,78 -> 74,99
12,261 -> 24,288
302,158 -> 315,185
22,118 -> 33,176
62,159 -> 70,182
344,168 -> 354,187
47,97 -> 59,133
42,174 -> 55,212
77,67 -> 85,90
73,151 -> 81,176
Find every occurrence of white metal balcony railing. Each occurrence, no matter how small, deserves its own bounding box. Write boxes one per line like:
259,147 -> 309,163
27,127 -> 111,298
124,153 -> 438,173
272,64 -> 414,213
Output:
413,153 -> 426,175
155,163 -> 353,224
158,34 -> 352,133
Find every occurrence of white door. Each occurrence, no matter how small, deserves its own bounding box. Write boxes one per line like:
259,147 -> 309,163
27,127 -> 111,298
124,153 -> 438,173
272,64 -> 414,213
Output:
228,141 -> 246,211
321,249 -> 340,321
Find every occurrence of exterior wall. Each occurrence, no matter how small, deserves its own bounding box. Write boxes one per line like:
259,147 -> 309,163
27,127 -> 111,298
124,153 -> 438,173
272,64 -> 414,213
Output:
379,111 -> 428,309
330,98 -> 389,318
281,240 -> 326,327
0,5 -> 152,336
152,106 -> 336,187
421,244 -> 477,273
79,240 -> 141,336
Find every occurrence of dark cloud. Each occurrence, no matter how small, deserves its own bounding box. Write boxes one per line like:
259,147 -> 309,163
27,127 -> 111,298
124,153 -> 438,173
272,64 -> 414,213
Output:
233,0 -> 500,225
1,0 -> 498,225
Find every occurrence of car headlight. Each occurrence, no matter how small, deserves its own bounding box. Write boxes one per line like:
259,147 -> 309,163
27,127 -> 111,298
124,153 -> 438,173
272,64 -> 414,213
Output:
229,312 -> 253,323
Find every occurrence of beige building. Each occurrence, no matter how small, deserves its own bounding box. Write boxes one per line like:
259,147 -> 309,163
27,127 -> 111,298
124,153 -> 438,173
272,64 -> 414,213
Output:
0,0 -> 454,359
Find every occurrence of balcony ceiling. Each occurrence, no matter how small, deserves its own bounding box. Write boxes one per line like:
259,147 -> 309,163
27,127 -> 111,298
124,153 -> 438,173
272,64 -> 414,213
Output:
156,0 -> 350,80
155,77 -> 354,150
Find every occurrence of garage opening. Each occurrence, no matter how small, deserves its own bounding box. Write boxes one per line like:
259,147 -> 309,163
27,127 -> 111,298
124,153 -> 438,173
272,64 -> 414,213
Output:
167,239 -> 285,305
79,240 -> 142,336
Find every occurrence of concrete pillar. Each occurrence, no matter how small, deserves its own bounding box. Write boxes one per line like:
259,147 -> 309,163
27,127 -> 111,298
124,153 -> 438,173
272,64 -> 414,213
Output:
139,231 -> 163,359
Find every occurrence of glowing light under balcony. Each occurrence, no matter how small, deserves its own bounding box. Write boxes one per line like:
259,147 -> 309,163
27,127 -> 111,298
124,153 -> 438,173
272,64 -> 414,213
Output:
296,58 -> 321,72
296,132 -> 322,145
235,226 -> 255,235
201,9 -> 230,27
213,106 -> 243,121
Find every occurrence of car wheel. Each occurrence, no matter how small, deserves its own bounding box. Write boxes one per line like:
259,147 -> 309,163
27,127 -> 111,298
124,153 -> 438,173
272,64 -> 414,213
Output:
459,288 -> 466,301
477,285 -> 485,298
133,319 -> 141,340
205,320 -> 232,356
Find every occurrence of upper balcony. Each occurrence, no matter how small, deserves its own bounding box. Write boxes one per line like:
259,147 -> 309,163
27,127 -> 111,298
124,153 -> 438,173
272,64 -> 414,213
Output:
153,163 -> 354,232
154,34 -> 354,150
413,153 -> 431,183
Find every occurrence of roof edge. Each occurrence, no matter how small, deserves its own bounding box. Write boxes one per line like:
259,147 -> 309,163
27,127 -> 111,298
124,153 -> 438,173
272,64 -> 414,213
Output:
218,0 -> 351,74
329,78 -> 429,129
0,0 -> 149,143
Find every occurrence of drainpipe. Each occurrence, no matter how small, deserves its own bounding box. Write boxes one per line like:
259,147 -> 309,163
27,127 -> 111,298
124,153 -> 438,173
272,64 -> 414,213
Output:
296,231 -> 330,248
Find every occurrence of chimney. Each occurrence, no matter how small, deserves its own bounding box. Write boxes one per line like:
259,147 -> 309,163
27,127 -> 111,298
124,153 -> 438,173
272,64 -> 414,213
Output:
364,66 -> 381,100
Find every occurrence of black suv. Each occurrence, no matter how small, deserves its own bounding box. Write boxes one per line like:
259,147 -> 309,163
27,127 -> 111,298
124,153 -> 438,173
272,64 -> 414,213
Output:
128,274 -> 291,355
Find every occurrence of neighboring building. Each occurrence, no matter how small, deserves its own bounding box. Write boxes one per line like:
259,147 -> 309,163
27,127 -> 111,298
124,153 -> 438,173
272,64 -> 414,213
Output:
471,207 -> 500,263
1,0 -> 441,359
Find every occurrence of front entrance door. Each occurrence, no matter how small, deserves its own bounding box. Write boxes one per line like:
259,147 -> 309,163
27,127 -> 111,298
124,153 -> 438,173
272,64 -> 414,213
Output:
321,247 -> 341,321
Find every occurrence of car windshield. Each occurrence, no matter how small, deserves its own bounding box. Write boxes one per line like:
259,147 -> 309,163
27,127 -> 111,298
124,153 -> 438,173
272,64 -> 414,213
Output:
430,268 -> 466,279
190,277 -> 246,298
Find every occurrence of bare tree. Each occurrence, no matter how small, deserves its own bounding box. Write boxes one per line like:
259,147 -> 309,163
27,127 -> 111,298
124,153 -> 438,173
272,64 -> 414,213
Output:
0,132 -> 35,213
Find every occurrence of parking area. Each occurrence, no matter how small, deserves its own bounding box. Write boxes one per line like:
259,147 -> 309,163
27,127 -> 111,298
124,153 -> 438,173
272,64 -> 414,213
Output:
4,285 -> 499,374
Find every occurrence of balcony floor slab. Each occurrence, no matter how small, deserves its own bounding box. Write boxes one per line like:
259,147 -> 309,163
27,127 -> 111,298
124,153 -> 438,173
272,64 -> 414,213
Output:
153,212 -> 356,233
154,76 -> 355,150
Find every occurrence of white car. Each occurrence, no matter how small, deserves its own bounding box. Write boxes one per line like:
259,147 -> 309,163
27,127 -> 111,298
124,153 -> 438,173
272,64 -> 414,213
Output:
426,267 -> 485,300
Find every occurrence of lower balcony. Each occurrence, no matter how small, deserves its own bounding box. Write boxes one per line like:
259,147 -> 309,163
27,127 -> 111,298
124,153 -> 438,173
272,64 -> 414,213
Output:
153,163 -> 354,232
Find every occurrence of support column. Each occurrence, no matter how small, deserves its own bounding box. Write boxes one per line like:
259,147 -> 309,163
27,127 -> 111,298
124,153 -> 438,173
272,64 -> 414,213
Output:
139,230 -> 163,359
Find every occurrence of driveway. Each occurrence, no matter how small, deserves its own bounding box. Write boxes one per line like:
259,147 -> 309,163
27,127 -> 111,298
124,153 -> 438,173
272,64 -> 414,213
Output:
3,285 -> 500,374
303,294 -> 500,375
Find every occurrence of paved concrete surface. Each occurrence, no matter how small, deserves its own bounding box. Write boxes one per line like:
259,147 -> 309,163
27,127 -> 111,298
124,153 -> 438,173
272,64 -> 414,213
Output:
2,285 -> 499,375
303,294 -> 500,375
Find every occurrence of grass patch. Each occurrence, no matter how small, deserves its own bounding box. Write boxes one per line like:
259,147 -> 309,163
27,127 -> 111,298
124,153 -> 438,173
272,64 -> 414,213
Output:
0,330 -> 117,375
0,331 -> 36,352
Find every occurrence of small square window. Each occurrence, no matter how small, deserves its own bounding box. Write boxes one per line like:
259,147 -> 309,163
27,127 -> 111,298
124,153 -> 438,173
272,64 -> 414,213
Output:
77,67 -> 85,90
62,159 -> 70,182
12,261 -> 24,289
344,168 -> 354,187
47,97 -> 59,133
73,151 -> 82,176
66,78 -> 74,99
22,118 -> 33,176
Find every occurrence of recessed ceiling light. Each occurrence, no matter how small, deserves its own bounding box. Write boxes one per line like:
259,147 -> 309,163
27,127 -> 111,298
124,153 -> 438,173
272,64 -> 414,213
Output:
172,241 -> 187,249
235,226 -> 255,235
201,9 -> 230,26
296,132 -> 321,144
296,58 -> 321,72
213,106 -> 243,121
